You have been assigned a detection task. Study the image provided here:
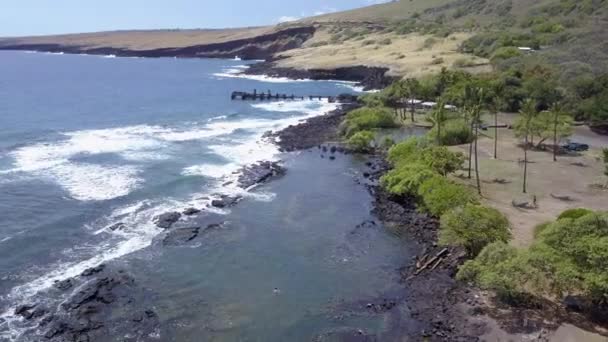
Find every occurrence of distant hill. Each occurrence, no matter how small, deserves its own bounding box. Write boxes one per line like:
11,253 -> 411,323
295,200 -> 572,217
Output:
1,0 -> 607,78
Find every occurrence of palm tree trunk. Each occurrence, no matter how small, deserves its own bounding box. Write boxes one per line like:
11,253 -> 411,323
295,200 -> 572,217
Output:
494,111 -> 498,159
410,100 -> 415,123
437,122 -> 441,145
523,134 -> 529,194
468,120 -> 474,179
475,125 -> 481,195
553,115 -> 558,162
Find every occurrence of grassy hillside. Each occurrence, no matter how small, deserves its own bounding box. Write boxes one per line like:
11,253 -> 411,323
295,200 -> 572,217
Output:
1,0 -> 607,79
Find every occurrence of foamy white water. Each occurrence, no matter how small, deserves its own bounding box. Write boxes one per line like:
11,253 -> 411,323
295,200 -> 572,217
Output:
0,99 -> 339,341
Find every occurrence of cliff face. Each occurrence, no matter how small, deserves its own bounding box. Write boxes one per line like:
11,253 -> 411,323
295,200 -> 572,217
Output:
0,26 -> 316,60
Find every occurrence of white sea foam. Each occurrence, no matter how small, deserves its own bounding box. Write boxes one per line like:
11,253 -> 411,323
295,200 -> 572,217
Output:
103,54 -> 117,59
183,163 -> 238,178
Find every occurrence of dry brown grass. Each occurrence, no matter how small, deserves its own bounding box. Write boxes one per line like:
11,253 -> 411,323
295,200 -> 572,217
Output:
450,113 -> 608,247
0,27 -> 274,50
276,30 -> 490,78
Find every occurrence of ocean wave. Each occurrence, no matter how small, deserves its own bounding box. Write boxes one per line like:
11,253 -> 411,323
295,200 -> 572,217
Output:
0,97 -> 339,340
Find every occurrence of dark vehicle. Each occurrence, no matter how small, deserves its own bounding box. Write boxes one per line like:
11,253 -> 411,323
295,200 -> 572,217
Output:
561,142 -> 590,152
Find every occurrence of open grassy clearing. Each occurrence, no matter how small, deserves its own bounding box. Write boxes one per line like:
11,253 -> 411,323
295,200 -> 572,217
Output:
450,113 -> 608,247
276,30 -> 489,77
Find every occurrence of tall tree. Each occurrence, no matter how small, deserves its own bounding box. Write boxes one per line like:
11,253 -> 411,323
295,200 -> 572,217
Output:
404,78 -> 421,122
471,89 -> 484,196
426,99 -> 450,145
603,148 -> 608,188
548,102 -> 573,162
517,99 -> 539,194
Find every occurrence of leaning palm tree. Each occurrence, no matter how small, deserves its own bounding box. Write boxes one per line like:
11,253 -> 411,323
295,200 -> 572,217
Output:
426,99 -> 450,145
518,99 -> 538,194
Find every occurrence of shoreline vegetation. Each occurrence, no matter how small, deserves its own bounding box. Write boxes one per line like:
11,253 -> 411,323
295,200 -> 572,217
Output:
332,65 -> 608,338
4,0 -> 608,339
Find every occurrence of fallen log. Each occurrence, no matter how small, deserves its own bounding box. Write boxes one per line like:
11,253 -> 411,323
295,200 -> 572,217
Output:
415,248 -> 449,275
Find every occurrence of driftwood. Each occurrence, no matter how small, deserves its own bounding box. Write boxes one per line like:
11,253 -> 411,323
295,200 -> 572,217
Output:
415,248 -> 449,276
551,193 -> 576,202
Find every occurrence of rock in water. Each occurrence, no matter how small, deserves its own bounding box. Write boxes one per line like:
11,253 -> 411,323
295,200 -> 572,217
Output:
81,264 -> 106,277
211,195 -> 242,208
163,227 -> 201,246
153,212 -> 181,229
183,207 -> 201,216
237,161 -> 286,189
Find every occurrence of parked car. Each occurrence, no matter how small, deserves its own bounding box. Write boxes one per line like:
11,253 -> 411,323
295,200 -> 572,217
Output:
561,142 -> 590,152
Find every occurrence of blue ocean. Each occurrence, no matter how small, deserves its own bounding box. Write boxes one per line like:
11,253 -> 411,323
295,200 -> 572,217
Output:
0,51 -> 411,341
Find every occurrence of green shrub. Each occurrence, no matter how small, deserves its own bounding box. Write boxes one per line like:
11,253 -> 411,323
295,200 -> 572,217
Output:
491,47 -> 523,63
457,242 -> 537,301
381,163 -> 437,195
417,175 -> 476,216
387,137 -> 425,166
460,211 -> 608,303
558,208 -> 594,220
419,146 -> 465,176
533,221 -> 552,239
381,137 -> 396,149
428,119 -> 474,146
387,138 -> 463,176
340,107 -> 398,137
440,204 -> 512,256
347,131 -> 375,153
453,58 -> 477,68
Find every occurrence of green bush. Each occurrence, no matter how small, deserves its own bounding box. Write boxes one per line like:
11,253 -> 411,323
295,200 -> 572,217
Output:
533,221 -> 552,239
381,137 -> 396,149
428,119 -> 474,146
340,107 -> 398,137
387,138 -> 463,175
417,175 -> 476,216
387,137 -> 426,166
558,208 -> 594,220
460,211 -> 608,303
419,146 -> 465,176
491,47 -> 523,63
457,242 -> 537,301
440,204 -> 511,256
347,131 -> 375,153
381,163 -> 437,195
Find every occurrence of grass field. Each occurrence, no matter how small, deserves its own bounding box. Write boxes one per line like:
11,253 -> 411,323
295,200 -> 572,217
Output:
450,113 -> 608,247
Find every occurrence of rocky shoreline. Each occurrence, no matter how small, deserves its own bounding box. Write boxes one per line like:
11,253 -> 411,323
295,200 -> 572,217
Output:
244,61 -> 397,91
269,104 -> 608,341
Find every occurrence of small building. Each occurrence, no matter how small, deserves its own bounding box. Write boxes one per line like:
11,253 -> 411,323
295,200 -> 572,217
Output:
518,47 -> 535,53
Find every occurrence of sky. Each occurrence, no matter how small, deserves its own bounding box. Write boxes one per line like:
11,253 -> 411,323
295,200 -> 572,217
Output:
0,0 -> 391,37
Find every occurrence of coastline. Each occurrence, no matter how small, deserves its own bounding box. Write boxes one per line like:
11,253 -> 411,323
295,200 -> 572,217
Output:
271,103 -> 608,341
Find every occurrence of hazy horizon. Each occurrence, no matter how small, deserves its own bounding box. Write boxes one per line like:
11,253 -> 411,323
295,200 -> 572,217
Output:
1,0 -> 391,37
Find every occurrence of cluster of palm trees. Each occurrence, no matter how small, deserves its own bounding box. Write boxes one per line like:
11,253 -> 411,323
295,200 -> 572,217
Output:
424,86 -> 572,196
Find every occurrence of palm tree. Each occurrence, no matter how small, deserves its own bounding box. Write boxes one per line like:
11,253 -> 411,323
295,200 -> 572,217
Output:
403,78 -> 421,123
548,102 -> 571,162
426,99 -> 450,145
519,99 -> 538,194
